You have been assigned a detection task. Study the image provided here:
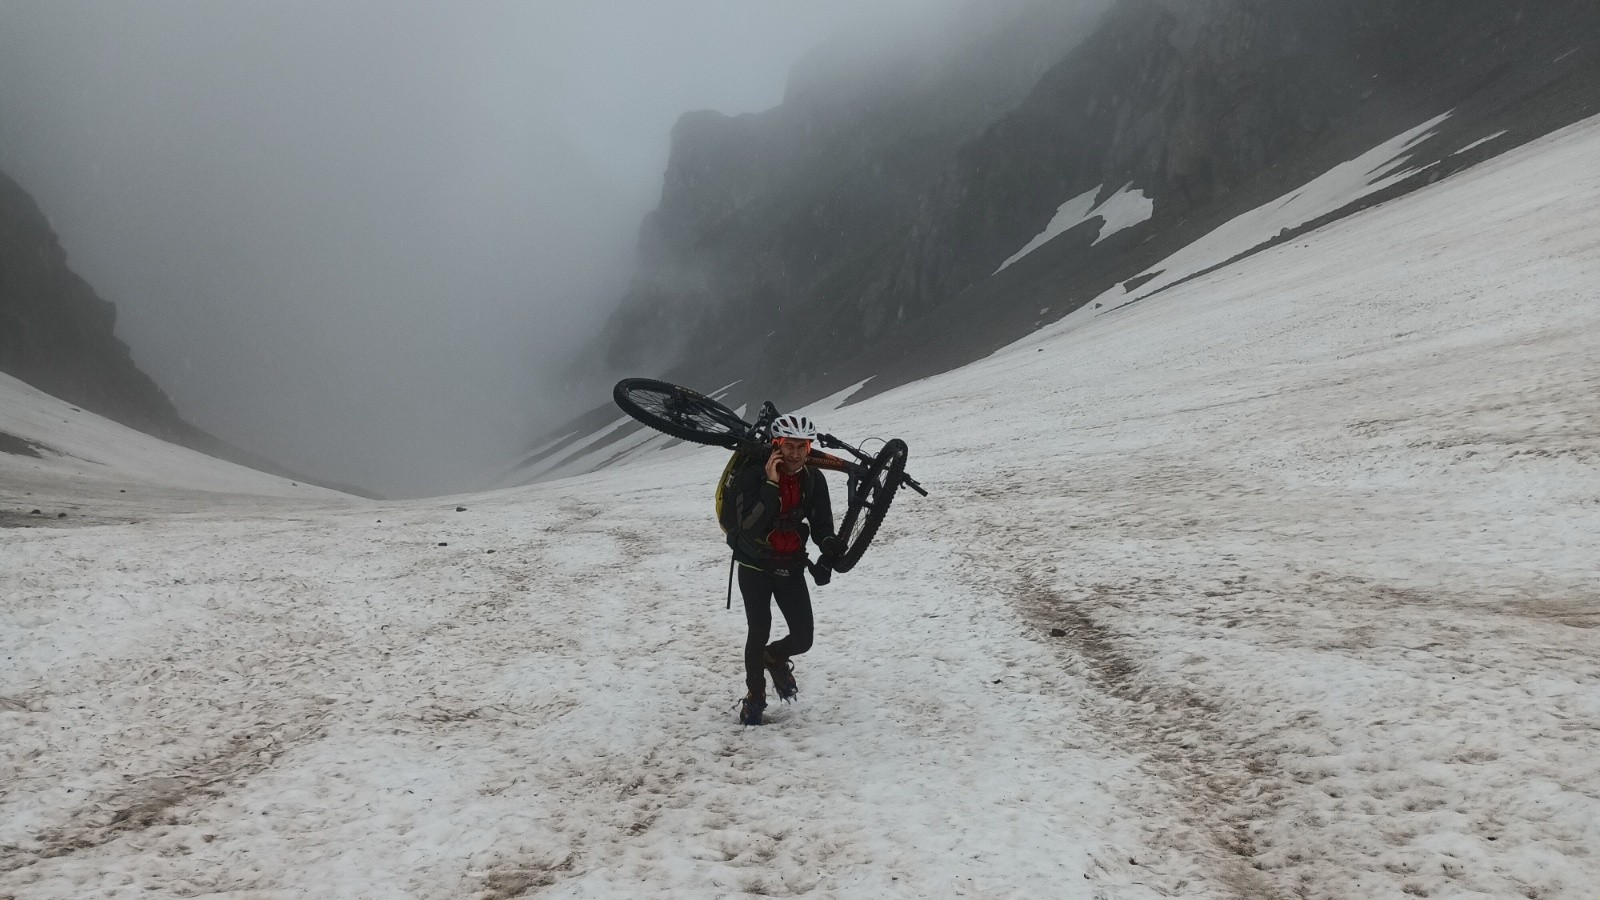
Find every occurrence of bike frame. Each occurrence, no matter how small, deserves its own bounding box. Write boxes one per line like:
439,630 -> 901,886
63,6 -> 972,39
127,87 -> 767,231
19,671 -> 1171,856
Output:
611,377 -> 922,573
745,401 -> 927,497
805,450 -> 862,476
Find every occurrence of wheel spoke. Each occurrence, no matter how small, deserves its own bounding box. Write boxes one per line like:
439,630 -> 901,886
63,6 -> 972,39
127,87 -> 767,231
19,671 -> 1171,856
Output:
614,378 -> 753,448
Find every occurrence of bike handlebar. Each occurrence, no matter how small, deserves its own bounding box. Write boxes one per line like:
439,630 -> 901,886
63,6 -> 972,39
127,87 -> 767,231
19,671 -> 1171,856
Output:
816,431 -> 928,497
751,404 -> 929,498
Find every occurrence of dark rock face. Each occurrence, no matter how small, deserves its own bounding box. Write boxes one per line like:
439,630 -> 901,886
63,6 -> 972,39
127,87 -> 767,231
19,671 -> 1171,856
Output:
520,0 -> 1599,484
0,169 -> 374,496
849,0 -> 1600,394
0,169 -> 194,445
928,0 -> 1597,286
598,0 -> 1115,395
0,431 -> 51,458
588,0 -> 1600,413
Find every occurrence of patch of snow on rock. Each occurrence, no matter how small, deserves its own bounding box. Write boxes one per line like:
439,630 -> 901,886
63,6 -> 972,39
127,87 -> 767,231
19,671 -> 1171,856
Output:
994,185 -> 1101,274
1453,130 -> 1508,156
996,183 -> 1157,274
1054,110 -> 1453,331
1089,182 -> 1155,245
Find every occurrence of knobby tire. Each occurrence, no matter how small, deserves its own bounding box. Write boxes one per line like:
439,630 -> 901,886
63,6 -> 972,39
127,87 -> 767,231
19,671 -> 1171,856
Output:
613,378 -> 752,449
830,439 -> 907,573
615,378 -> 913,575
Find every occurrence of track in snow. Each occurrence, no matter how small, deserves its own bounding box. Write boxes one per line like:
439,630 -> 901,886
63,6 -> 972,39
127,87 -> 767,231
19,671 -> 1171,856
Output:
4,115 -> 1599,899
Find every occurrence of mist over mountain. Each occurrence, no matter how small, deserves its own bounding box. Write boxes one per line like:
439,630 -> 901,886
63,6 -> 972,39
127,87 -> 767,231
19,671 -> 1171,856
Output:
515,0 -> 1599,485
596,0 -> 1112,382
0,169 -> 374,496
3,1 -> 1595,497
1,1 -> 940,500
0,171 -> 178,441
4,4 -> 1599,890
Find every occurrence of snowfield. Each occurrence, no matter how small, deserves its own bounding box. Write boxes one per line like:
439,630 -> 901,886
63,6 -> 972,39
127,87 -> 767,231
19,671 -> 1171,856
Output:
0,371 -> 343,504
4,114 -> 1599,898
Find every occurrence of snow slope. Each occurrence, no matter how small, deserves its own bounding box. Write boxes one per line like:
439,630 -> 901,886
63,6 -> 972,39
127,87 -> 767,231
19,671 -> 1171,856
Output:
0,371 -> 342,500
3,114 -> 1598,898
1059,111 -> 1454,327
0,370 -> 350,531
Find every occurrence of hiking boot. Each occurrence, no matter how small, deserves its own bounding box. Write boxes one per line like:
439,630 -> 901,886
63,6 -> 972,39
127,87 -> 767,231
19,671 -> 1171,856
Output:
764,649 -> 798,702
738,690 -> 766,726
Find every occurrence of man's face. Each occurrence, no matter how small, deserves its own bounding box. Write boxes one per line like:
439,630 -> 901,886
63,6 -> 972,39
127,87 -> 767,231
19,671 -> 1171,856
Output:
775,437 -> 811,471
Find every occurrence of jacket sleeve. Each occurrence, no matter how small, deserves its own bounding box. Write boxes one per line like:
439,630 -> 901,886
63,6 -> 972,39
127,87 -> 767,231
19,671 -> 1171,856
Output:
807,468 -> 836,545
732,466 -> 781,537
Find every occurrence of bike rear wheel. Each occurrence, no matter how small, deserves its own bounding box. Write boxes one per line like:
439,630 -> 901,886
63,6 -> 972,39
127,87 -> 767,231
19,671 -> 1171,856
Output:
613,379 -> 753,448
830,438 -> 907,574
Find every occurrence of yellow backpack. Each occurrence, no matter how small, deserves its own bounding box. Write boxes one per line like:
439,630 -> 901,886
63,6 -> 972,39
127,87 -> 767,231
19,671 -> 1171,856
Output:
714,447 -> 763,537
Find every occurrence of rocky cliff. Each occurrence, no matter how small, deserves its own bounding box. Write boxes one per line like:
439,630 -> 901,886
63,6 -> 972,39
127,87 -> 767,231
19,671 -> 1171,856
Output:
518,0 -> 1600,482
0,169 -> 198,443
864,0 -> 1600,386
599,0 -> 1113,378
0,169 -> 369,496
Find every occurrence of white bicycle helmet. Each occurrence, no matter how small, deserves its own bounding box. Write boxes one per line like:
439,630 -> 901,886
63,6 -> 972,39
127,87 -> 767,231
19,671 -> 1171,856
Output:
770,413 -> 819,441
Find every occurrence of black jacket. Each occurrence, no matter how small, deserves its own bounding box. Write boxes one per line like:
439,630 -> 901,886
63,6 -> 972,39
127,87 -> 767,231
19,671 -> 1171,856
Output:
727,463 -> 835,570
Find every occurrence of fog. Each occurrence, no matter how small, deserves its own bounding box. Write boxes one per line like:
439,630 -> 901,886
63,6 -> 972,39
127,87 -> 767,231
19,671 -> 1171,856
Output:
0,0 -> 958,498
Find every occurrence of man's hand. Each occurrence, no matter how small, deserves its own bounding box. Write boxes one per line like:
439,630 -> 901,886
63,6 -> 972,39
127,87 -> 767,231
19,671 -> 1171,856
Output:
808,561 -> 832,586
765,449 -> 783,482
819,535 -> 845,559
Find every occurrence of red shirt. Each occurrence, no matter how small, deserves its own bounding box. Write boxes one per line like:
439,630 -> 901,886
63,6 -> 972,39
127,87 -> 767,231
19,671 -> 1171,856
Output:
768,471 -> 804,554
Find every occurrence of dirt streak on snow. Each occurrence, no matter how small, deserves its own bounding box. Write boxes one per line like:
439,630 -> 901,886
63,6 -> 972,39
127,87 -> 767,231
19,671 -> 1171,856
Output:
890,112 -> 1600,898
3,116 -> 1598,898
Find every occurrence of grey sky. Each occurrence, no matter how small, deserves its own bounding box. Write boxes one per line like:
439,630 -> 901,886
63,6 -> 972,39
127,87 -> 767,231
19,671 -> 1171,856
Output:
0,0 -> 954,497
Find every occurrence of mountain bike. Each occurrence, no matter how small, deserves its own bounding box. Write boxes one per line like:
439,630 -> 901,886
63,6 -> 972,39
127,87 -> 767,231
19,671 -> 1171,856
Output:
613,378 -> 926,573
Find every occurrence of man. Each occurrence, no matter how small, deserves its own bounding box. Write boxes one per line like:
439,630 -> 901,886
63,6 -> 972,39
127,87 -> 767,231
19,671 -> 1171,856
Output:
726,413 -> 842,726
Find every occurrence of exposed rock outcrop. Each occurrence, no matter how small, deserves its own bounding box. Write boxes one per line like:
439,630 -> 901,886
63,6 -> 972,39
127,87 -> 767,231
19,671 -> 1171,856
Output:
0,170 -> 194,444
521,0 -> 1600,484
0,169 -> 372,497
599,0 -> 1114,385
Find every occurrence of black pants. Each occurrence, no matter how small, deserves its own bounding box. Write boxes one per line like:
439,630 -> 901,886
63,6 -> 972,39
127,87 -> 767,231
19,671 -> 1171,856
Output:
739,564 -> 814,697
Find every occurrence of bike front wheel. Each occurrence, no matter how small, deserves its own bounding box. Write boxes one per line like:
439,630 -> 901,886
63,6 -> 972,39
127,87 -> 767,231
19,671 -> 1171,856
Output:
830,438 -> 908,573
612,379 -> 754,448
